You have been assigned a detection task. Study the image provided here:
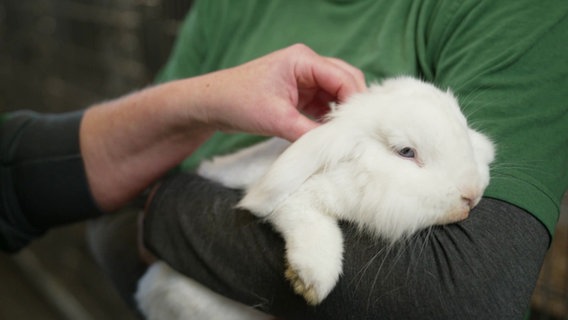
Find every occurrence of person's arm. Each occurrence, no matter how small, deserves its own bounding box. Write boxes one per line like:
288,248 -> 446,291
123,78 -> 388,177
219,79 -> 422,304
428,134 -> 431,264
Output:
82,44 -> 365,212
0,44 -> 365,253
0,111 -> 101,252
143,173 -> 549,319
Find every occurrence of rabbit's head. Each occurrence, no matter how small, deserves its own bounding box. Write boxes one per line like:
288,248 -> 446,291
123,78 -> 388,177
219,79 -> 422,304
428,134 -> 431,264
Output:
239,77 -> 495,242
326,77 -> 495,238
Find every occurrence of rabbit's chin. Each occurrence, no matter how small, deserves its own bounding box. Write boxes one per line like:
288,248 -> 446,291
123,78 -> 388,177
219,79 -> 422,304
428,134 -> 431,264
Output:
436,206 -> 471,225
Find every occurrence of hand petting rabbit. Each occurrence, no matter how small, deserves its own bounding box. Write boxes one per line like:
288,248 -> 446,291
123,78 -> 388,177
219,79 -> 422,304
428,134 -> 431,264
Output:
136,77 -> 495,319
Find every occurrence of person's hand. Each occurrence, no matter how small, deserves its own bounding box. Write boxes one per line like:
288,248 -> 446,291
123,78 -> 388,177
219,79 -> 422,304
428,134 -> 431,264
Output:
186,44 -> 367,141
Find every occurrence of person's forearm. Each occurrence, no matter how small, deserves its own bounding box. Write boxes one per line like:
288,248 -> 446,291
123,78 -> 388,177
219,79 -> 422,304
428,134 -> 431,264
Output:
81,45 -> 366,212
81,78 -> 215,212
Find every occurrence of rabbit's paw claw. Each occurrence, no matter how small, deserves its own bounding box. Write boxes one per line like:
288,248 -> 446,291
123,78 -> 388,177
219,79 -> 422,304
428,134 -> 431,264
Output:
284,263 -> 321,305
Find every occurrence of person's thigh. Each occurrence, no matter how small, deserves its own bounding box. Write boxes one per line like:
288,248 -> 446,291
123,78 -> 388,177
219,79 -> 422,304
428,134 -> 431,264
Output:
144,173 -> 550,320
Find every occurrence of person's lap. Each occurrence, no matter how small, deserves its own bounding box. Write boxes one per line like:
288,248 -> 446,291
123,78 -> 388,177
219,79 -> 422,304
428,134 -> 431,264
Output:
88,173 -> 549,319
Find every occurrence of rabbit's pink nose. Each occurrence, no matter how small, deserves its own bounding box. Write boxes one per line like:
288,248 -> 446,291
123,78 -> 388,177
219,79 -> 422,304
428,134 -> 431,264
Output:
461,196 -> 474,210
461,190 -> 481,210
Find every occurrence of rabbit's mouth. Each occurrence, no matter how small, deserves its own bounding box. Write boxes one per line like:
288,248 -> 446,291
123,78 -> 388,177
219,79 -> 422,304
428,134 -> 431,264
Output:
436,205 -> 471,225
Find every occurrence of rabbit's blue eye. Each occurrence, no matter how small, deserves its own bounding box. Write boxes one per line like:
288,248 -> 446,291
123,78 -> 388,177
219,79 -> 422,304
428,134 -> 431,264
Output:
398,147 -> 416,158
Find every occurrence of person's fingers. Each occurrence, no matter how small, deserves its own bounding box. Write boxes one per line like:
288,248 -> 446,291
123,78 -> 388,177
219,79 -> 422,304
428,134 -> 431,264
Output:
296,52 -> 365,104
278,112 -> 319,141
300,89 -> 335,120
270,45 -> 368,140
324,57 -> 367,92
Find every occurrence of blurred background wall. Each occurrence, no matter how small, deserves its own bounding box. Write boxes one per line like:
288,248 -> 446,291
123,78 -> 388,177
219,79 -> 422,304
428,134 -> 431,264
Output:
0,0 -> 190,113
0,0 -> 191,319
0,0 -> 566,319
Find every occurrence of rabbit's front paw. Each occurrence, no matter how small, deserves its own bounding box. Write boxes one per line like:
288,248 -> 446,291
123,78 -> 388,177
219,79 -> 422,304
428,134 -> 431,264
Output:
283,236 -> 343,305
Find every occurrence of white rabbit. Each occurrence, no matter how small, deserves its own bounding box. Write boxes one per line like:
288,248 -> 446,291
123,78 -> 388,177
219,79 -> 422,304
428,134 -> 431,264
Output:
136,77 -> 495,319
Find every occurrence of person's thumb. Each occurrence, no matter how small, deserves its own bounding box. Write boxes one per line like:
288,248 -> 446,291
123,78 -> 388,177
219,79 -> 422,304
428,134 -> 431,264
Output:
279,115 -> 320,142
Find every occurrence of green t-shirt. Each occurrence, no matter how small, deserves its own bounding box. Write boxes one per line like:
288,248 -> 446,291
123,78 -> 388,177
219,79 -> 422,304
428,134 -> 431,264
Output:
156,0 -> 568,236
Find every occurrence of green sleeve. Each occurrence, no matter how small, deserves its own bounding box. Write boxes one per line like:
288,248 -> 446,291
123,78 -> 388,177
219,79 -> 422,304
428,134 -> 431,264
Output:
1,111 -> 102,252
423,0 -> 568,235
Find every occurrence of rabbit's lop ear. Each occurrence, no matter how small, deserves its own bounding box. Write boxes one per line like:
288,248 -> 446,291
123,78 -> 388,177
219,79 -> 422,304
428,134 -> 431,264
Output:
239,112 -> 363,216
237,125 -> 344,216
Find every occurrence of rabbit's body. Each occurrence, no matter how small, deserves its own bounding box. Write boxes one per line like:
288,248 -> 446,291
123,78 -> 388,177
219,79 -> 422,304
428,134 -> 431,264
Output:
136,77 -> 495,318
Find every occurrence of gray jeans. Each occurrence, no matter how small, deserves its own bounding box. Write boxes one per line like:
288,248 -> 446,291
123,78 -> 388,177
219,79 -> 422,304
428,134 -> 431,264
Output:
89,173 -> 549,320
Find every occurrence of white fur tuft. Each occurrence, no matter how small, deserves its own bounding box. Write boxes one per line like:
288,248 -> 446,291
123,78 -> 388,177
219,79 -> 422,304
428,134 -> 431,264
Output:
136,262 -> 272,320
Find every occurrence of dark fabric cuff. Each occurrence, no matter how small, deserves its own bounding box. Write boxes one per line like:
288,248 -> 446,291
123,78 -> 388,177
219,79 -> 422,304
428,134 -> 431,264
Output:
0,110 -> 103,253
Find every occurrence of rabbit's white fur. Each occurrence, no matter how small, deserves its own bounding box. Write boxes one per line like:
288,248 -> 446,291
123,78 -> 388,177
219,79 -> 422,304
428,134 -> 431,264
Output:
136,77 -> 495,318
137,262 -> 272,320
